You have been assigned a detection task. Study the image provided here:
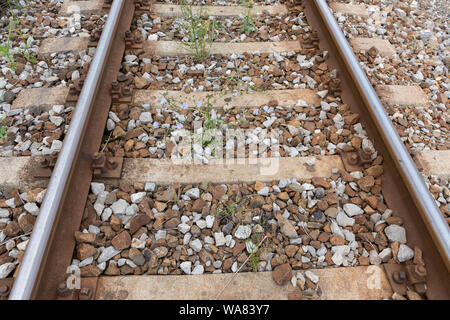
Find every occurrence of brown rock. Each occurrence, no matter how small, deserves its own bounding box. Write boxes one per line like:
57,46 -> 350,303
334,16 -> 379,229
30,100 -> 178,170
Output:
18,214 -> 36,233
80,265 -> 102,277
139,199 -> 155,219
330,235 -> 346,246
111,231 -> 131,250
130,214 -> 151,234
365,165 -> 383,177
104,262 -> 120,275
317,232 -> 330,243
272,263 -> 292,286
74,231 -> 96,244
154,201 -> 167,212
76,243 -> 97,261
312,177 -> 331,189
386,216 -> 403,225
110,215 -> 122,232
4,221 -> 20,237
153,215 -> 164,229
254,181 -> 265,191
233,242 -> 246,257
358,176 -> 375,191
164,217 -> 180,229
192,199 -> 205,212
285,245 -> 298,258
277,192 -> 290,201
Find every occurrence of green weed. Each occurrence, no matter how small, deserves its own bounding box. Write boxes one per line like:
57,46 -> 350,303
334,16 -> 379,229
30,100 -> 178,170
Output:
0,118 -> 9,142
179,0 -> 220,61
240,9 -> 256,35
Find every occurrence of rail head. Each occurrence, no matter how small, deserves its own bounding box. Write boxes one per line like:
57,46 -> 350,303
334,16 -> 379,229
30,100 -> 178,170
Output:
9,0 -> 127,300
312,0 -> 450,271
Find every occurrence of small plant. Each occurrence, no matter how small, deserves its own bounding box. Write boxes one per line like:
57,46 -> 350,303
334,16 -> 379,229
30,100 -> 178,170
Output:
247,232 -> 262,272
240,10 -> 256,35
0,118 -> 9,142
179,0 -> 220,61
0,0 -> 36,69
240,0 -> 254,8
0,20 -> 17,70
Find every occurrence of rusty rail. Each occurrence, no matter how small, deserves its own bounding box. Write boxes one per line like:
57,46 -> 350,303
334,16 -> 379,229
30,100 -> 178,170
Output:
304,0 -> 449,298
9,0 -> 135,299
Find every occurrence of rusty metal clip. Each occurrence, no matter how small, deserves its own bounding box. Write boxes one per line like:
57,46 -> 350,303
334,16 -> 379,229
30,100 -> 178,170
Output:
125,30 -> 143,50
66,79 -> 85,104
134,0 -> 150,12
0,284 -> 10,298
88,28 -> 102,47
111,80 -> 133,104
406,264 -> 428,295
91,152 -> 123,178
34,153 -> 59,178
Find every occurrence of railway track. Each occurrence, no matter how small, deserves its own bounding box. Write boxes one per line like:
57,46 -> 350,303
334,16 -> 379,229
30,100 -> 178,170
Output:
0,0 -> 448,300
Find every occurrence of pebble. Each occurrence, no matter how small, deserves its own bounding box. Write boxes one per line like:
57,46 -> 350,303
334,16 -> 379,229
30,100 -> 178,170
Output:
97,246 -> 121,264
192,265 -> 204,275
384,225 -> 407,244
397,244 -> 414,262
180,261 -> 192,274
343,203 -> 363,217
214,232 -> 226,246
190,239 -> 203,252
22,202 -> 39,216
336,211 -> 355,227
185,188 -> 200,199
234,225 -> 251,240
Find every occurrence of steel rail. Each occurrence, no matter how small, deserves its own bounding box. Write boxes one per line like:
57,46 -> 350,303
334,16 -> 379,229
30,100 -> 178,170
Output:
314,0 -> 450,271
9,0 -> 126,300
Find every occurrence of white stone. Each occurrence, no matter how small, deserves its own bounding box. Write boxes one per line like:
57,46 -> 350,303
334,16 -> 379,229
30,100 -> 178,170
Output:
196,219 -> 207,229
79,256 -> 94,268
5,198 -> 15,208
111,199 -> 128,215
102,208 -> 112,221
190,239 -> 203,252
336,211 -> 355,227
145,183 -> 156,192
234,225 -> 251,239
343,203 -> 363,216
397,244 -> 414,262
205,215 -> 215,228
130,192 -> 146,204
91,182 -> 105,195
24,202 -> 39,216
178,223 -> 191,234
139,112 -> 153,124
180,261 -> 192,274
0,262 -> 16,279
0,208 -> 10,218
214,232 -> 226,246
384,225 -> 407,244
191,264 -> 204,275
185,188 -> 200,199
97,246 -> 121,264
305,270 -> 319,284
379,248 -> 392,262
